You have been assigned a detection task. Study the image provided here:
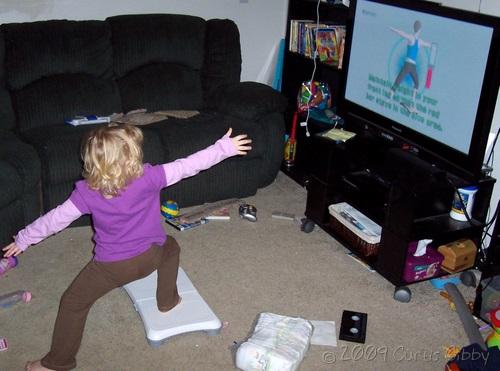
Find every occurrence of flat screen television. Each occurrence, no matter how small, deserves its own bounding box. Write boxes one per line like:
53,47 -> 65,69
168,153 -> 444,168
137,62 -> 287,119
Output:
341,0 -> 500,181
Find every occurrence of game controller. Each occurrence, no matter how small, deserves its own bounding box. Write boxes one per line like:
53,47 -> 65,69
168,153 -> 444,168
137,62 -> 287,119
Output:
239,204 -> 257,222
65,115 -> 111,126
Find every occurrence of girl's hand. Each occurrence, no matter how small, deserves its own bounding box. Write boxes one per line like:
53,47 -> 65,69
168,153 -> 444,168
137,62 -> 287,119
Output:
2,241 -> 23,257
224,128 -> 252,155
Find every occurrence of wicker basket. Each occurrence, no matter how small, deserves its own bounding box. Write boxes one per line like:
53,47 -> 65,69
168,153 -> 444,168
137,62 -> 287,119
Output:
328,203 -> 381,258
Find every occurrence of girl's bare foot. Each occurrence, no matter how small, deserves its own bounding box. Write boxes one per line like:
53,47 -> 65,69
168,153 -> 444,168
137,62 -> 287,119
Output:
159,296 -> 182,313
25,360 -> 54,371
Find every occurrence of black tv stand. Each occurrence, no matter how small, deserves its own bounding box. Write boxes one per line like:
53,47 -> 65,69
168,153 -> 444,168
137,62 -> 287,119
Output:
295,125 -> 495,302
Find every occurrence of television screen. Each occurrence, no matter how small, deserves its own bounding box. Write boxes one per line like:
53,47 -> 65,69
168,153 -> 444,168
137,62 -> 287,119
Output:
342,0 -> 500,178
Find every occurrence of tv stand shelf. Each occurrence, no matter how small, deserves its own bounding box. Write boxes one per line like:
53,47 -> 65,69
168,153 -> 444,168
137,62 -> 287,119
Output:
412,214 -> 482,238
296,130 -> 495,301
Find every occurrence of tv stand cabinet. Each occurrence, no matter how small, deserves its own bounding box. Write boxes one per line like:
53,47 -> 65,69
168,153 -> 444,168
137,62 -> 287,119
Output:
299,129 -> 495,301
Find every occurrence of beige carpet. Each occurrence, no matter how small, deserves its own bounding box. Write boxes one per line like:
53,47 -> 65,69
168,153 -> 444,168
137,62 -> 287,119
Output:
1,172 -> 481,370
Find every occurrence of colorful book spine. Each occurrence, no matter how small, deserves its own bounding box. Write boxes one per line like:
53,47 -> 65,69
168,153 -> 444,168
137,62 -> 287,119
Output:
289,20 -> 346,69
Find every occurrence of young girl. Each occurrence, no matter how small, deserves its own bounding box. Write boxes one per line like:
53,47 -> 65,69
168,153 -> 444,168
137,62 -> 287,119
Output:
2,123 -> 252,371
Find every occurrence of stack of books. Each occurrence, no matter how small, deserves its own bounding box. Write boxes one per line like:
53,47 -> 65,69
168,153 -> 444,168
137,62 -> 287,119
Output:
164,200 -> 236,231
289,20 -> 346,68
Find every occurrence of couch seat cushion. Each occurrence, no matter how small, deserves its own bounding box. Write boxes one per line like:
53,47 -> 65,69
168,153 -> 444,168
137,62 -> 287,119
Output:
146,111 -> 265,162
0,129 -> 41,191
3,20 -> 121,131
21,124 -> 165,186
0,160 -> 23,207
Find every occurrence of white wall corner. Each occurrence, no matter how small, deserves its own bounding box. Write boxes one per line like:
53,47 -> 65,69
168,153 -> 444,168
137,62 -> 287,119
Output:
256,40 -> 282,86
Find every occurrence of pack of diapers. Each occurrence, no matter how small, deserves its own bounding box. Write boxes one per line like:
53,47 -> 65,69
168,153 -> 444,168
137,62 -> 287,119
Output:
235,312 -> 313,371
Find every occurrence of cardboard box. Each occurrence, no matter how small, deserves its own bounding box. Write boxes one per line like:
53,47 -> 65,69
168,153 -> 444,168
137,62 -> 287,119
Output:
437,239 -> 476,273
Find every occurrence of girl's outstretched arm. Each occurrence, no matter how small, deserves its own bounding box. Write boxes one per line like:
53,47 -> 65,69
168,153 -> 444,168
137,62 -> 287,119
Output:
163,127 -> 252,187
2,241 -> 23,257
225,127 -> 253,155
2,199 -> 82,257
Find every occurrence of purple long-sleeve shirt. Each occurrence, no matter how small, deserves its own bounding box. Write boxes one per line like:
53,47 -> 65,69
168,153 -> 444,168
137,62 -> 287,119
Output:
15,136 -> 237,262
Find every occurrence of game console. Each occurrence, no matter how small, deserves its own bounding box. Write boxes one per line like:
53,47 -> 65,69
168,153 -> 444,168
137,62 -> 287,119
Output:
123,267 -> 222,347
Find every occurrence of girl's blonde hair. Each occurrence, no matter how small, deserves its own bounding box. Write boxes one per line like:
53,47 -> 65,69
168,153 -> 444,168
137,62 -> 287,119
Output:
81,123 -> 144,197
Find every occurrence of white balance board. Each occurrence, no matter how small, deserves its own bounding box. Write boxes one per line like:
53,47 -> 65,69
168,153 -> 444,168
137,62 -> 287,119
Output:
123,267 -> 222,347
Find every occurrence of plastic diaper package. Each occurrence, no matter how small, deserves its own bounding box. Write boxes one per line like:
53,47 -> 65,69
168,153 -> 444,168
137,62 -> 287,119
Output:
235,312 -> 313,371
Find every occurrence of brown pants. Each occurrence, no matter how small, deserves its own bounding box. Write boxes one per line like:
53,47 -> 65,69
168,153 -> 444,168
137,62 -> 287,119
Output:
41,236 -> 181,370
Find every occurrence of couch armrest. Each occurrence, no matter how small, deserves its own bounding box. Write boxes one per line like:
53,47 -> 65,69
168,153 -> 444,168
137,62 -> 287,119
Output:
0,129 -> 41,192
213,82 -> 288,121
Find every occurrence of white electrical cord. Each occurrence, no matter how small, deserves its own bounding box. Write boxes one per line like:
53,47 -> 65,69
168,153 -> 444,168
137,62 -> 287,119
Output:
301,0 -> 322,138
485,126 -> 499,169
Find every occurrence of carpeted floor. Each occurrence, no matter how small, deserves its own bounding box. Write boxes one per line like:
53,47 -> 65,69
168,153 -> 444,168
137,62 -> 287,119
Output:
0,172 -> 483,370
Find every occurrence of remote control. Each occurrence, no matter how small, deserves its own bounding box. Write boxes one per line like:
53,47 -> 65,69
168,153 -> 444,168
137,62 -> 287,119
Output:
271,211 -> 295,221
65,115 -> 111,126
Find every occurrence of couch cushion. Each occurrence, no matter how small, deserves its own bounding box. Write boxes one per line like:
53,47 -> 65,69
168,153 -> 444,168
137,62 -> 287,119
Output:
0,199 -> 25,247
0,129 -> 41,191
202,19 -> 242,101
13,74 -> 122,130
145,111 -> 267,207
2,20 -> 113,90
0,160 -> 23,208
108,14 -> 206,112
21,124 -> 166,186
116,63 -> 203,112
2,20 -> 121,131
0,34 -> 16,131
146,111 -> 265,162
214,82 -> 288,121
161,157 -> 262,208
21,125 -> 95,185
0,88 -> 15,131
108,14 -> 206,77
12,74 -> 122,131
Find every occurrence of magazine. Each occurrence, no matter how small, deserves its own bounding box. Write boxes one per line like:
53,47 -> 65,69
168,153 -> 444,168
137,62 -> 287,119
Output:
164,217 -> 208,231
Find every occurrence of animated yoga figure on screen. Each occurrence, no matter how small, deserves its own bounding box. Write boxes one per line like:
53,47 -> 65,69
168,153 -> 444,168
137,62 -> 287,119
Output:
389,20 -> 431,113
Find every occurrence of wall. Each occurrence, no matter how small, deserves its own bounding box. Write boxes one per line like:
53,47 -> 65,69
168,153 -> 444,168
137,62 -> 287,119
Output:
438,0 -> 500,15
0,0 -> 288,83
